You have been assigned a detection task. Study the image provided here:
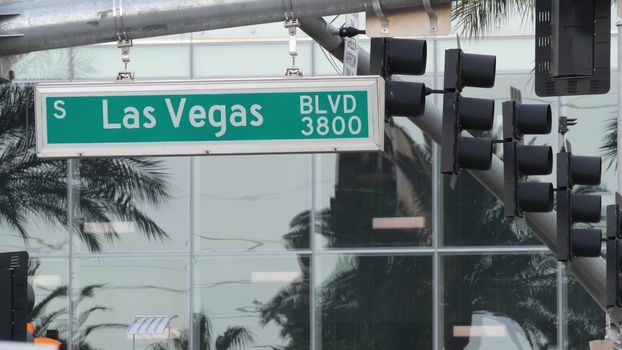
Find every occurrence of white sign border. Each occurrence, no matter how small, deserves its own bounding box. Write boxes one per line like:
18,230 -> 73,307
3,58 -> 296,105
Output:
35,76 -> 385,159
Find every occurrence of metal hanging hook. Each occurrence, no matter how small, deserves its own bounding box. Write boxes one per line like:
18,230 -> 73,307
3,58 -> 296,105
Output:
371,0 -> 389,34
116,35 -> 134,81
422,0 -> 438,32
284,18 -> 302,77
113,0 -> 134,81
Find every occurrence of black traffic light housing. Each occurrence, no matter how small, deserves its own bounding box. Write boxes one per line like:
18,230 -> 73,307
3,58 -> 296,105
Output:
503,98 -> 554,217
371,38 -> 428,118
535,0 -> 610,96
441,48 -> 497,175
606,196 -> 622,307
0,251 -> 29,342
557,119 -> 603,261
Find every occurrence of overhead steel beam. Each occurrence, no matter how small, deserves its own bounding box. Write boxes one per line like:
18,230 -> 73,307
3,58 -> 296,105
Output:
299,17 -> 608,310
0,0 -> 451,56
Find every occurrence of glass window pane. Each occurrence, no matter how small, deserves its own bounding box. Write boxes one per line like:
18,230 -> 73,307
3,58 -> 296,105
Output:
442,172 -> 543,246
72,45 -> 191,79
443,253 -> 557,349
317,254 -> 432,349
194,155 -> 311,251
75,257 -> 189,350
194,255 -> 310,349
28,258 -> 68,342
0,218 -> 68,253
0,84 -> 70,253
315,121 -> 434,248
567,272 -> 604,349
12,49 -> 71,80
193,43 -> 312,78
77,157 -> 189,252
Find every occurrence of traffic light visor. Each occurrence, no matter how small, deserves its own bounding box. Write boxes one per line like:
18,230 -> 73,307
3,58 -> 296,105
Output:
387,38 -> 427,76
461,53 -> 496,88
516,104 -> 552,135
518,182 -> 554,212
571,155 -> 602,186
456,136 -> 493,170
571,193 -> 602,223
386,81 -> 426,117
459,96 -> 494,131
571,228 -> 602,257
517,145 -> 553,176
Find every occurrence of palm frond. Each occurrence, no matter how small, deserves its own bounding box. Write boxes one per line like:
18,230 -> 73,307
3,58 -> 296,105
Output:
29,285 -> 68,320
214,327 -> 255,350
601,115 -> 617,170
0,84 -> 172,251
453,0 -> 533,37
77,306 -> 111,326
34,308 -> 68,337
75,322 -> 127,343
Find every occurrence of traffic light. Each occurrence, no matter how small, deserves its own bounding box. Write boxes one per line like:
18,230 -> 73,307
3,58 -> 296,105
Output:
503,100 -> 554,217
535,0 -> 610,96
441,48 -> 497,175
557,121 -> 603,261
606,200 -> 622,307
0,251 -> 28,342
370,37 -> 428,118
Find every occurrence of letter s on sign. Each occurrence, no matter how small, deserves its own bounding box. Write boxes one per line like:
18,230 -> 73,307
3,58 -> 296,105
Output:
53,100 -> 66,119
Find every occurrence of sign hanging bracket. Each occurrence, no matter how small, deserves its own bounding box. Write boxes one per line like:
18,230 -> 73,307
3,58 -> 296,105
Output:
113,0 -> 134,81
422,0 -> 438,32
116,34 -> 134,81
284,18 -> 303,77
371,0 -> 390,34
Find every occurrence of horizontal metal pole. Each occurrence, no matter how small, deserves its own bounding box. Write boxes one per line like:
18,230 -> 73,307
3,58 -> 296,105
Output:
301,17 -> 608,310
0,0 -> 451,56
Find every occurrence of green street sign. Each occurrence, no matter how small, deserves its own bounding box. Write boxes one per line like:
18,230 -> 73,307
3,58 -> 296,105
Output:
35,77 -> 385,158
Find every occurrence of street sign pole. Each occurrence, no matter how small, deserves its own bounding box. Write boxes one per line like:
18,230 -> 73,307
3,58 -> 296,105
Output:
35,76 -> 384,158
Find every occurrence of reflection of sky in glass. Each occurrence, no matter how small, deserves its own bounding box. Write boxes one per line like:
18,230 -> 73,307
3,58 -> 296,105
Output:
195,154 -> 311,251
75,258 -> 188,350
462,312 -> 532,350
443,253 -> 560,348
28,258 -> 69,336
195,256 -> 309,349
77,157 -> 191,253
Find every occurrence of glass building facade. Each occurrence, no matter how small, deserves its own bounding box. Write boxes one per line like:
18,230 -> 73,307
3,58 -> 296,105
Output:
1,14 -> 616,350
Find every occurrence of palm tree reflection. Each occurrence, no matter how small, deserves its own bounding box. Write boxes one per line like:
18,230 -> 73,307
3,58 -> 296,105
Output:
0,84 -> 171,252
261,124 -> 601,349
